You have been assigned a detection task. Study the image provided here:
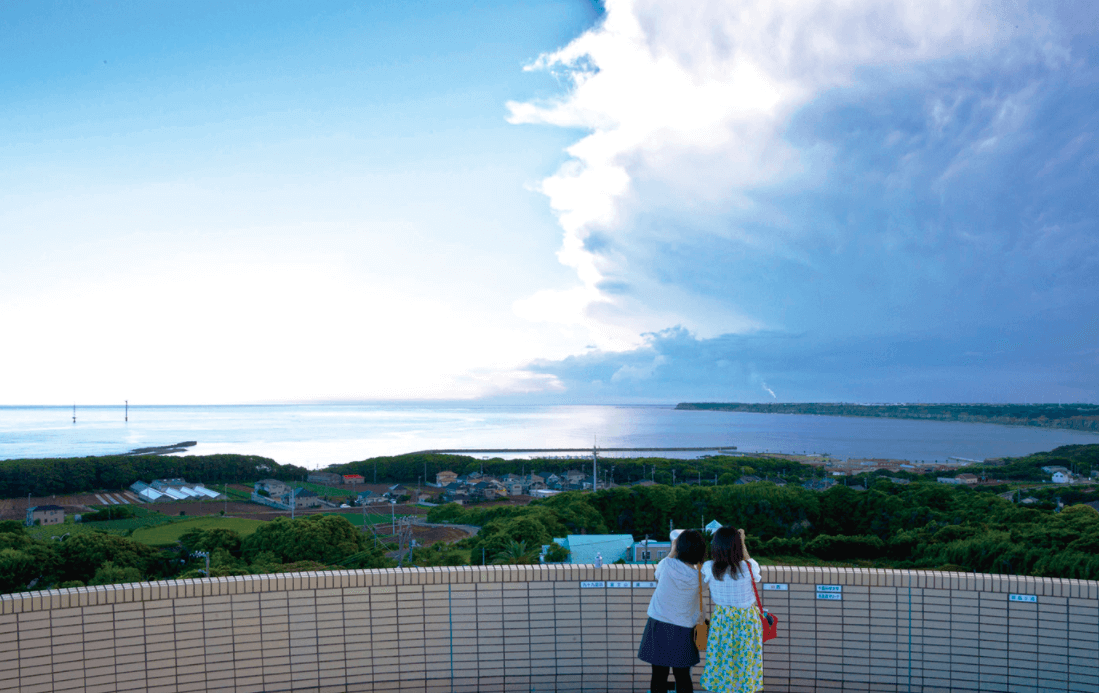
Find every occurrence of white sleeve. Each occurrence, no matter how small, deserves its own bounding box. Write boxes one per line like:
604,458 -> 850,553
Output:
654,558 -> 665,581
749,559 -> 761,582
701,561 -> 713,583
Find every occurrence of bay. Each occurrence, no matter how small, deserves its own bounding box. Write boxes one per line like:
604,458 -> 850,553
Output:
1,404 -> 1097,469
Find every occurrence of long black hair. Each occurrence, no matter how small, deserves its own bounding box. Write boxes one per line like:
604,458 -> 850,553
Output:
672,529 -> 706,565
709,526 -> 746,580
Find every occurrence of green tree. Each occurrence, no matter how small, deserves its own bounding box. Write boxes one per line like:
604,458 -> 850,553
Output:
410,542 -> 470,567
543,541 -> 570,563
241,515 -> 365,565
57,533 -> 157,584
88,561 -> 144,586
492,539 -> 539,565
179,528 -> 243,557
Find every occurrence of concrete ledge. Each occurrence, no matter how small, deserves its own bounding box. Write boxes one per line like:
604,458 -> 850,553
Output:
2,565 -> 1098,692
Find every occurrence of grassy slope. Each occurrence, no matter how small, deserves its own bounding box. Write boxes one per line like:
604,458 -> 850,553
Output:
130,517 -> 268,546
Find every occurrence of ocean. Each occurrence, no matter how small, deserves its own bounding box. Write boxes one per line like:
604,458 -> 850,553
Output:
2,403 -> 1097,469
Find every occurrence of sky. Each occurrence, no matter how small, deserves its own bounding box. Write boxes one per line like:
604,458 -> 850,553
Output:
1,0 -> 1097,406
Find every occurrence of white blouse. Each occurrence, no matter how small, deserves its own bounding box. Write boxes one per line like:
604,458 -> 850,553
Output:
701,559 -> 761,609
647,556 -> 703,628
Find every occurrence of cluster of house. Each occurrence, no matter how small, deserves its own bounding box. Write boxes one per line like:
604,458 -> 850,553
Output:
936,473 -> 982,485
1041,465 -> 1097,484
938,465 -> 1098,486
129,479 -> 223,502
252,478 -> 428,510
252,479 -> 325,510
306,472 -> 365,486
433,469 -> 603,503
355,484 -> 425,505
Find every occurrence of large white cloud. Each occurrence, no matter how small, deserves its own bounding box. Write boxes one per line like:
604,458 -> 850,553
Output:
507,0 -> 1045,350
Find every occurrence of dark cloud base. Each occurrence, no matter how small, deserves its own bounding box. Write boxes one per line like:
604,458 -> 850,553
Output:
510,321 -> 1099,404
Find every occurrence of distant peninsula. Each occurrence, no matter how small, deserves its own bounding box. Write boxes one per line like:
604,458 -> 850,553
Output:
675,402 -> 1099,432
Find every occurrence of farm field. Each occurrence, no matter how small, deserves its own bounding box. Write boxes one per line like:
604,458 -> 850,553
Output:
130,517 -> 268,546
321,511 -> 410,527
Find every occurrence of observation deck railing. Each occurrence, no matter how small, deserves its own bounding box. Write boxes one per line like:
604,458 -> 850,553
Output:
1,564 -> 1097,692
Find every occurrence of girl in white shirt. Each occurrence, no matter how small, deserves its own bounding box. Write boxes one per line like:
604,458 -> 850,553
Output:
700,527 -> 764,693
638,529 -> 706,693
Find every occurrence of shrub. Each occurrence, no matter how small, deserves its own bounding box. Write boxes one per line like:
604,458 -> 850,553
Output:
805,534 -> 886,560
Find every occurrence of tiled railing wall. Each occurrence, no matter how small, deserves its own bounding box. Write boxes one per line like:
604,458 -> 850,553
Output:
1,565 -> 1097,693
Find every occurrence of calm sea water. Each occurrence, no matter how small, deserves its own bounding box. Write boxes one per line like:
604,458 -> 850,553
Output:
1,404 -> 1096,468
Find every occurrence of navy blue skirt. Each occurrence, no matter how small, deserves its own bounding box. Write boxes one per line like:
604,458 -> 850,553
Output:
638,617 -> 700,668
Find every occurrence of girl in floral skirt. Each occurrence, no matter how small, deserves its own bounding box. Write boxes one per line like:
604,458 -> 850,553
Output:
700,527 -> 763,693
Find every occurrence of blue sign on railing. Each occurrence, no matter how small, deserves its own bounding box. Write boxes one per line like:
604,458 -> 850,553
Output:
816,585 -> 842,600
580,581 -> 606,588
1009,594 -> 1037,603
632,581 -> 657,588
607,581 -> 631,588
762,583 -> 788,591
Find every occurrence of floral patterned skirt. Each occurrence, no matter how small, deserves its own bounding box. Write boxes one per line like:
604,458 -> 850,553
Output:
700,605 -> 763,693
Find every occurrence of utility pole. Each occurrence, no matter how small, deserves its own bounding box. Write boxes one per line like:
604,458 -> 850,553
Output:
592,438 -> 598,492
391,500 -> 396,534
125,400 -> 128,422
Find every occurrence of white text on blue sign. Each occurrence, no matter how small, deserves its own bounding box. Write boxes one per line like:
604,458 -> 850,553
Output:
1009,594 -> 1037,603
607,581 -> 631,588
762,583 -> 789,591
632,581 -> 657,588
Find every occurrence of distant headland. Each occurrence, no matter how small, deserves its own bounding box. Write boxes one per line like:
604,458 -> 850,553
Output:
675,402 -> 1099,432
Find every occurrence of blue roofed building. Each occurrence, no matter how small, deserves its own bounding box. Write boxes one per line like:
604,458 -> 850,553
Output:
549,534 -> 636,565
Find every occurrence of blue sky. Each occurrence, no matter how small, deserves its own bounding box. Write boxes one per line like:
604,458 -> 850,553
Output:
1,0 -> 1096,405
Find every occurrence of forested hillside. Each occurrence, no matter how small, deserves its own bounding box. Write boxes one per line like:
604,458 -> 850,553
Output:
0,454 -> 308,497
328,452 -> 819,485
0,514 -> 391,594
676,402 -> 1099,432
430,473 -> 1099,580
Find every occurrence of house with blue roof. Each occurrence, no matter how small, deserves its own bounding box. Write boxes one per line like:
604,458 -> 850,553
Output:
548,534 -> 636,565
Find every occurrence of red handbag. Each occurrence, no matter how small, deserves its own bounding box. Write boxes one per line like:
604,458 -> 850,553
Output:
751,576 -> 779,642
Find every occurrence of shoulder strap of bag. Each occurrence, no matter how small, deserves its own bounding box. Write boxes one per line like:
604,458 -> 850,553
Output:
697,563 -> 705,614
750,562 -> 764,615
